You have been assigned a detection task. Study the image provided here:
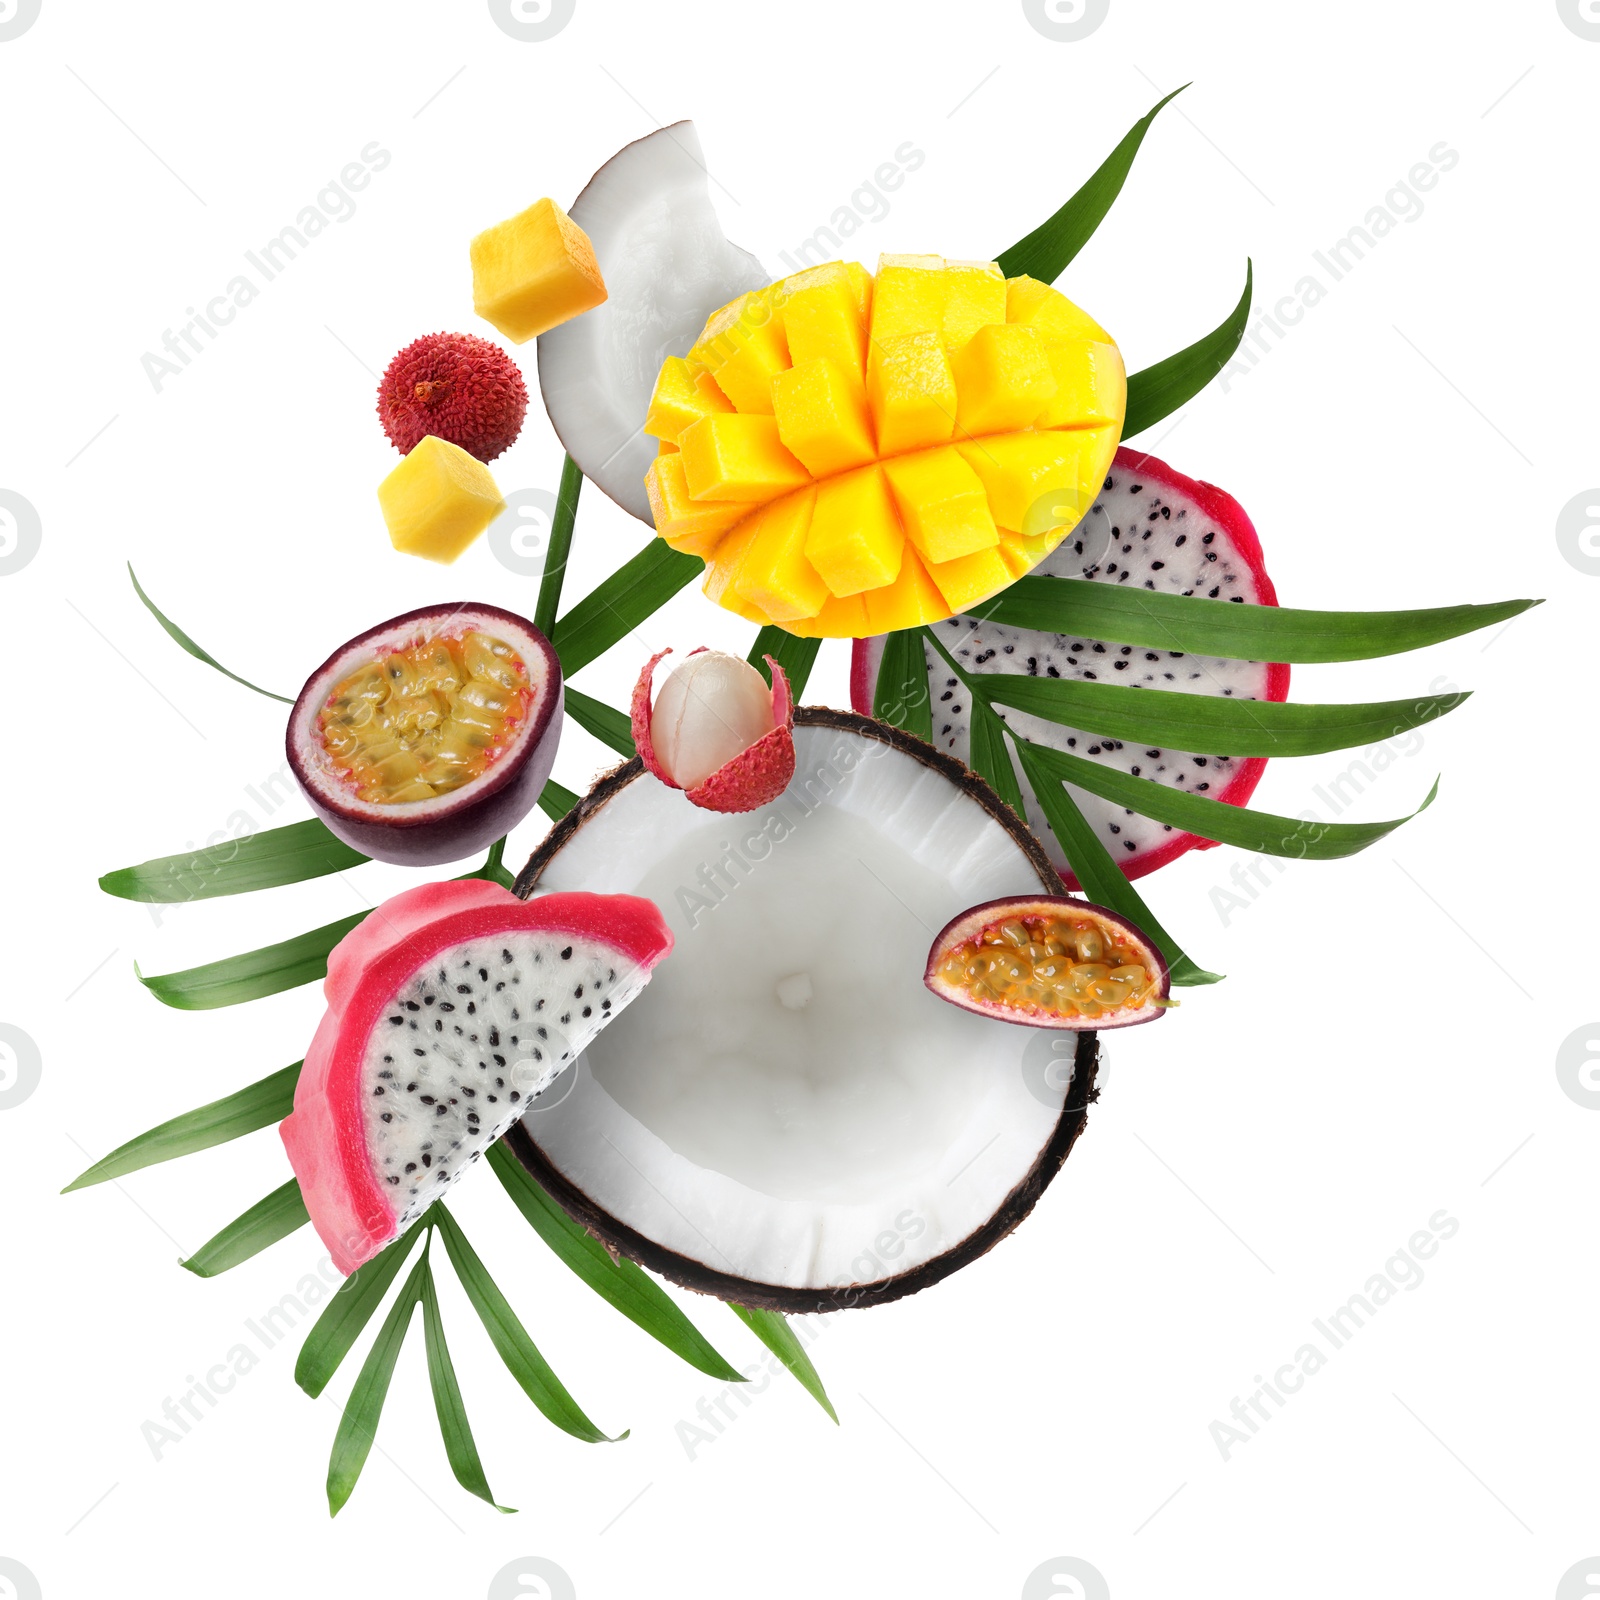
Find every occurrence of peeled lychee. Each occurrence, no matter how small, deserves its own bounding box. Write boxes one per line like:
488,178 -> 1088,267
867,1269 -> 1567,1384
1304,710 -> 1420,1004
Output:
631,649 -> 795,813
377,332 -> 528,463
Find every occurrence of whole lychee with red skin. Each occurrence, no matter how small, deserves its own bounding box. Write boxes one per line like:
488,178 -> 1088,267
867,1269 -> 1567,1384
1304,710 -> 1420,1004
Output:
377,332 -> 528,463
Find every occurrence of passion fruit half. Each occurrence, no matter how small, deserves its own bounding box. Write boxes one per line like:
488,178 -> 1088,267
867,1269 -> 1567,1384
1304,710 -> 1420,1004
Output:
287,603 -> 563,867
925,896 -> 1171,1030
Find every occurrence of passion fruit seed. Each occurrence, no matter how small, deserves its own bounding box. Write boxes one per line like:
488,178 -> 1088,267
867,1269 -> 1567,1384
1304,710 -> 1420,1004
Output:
319,631 -> 530,804
936,912 -> 1164,1020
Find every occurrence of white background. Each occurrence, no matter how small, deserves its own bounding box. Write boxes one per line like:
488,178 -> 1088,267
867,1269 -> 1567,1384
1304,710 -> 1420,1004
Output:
2,2 -> 1597,1597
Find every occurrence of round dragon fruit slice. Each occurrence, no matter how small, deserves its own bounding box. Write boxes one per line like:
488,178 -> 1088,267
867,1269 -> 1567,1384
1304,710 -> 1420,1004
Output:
852,446 -> 1290,886
280,879 -> 672,1275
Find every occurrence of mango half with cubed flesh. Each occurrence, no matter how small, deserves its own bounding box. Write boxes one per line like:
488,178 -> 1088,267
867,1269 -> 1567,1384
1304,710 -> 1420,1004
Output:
643,257 -> 1125,637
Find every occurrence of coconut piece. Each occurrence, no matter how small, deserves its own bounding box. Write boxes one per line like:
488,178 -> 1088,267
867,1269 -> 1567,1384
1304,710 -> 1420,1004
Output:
506,709 -> 1101,1313
925,896 -> 1170,1030
538,122 -> 769,522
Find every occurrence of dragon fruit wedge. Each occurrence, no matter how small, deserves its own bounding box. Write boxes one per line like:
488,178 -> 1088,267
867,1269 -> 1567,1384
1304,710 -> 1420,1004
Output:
281,879 -> 672,1275
852,447 -> 1290,887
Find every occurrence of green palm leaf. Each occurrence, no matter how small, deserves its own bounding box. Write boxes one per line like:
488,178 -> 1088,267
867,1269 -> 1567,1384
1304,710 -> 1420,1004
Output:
181,1179 -> 309,1277
100,820 -> 365,903
65,1062 -> 300,1190
998,87 -> 1187,280
488,1143 -> 742,1382
977,583 -> 1538,664
420,1253 -> 515,1513
1123,262 -> 1253,437
434,1206 -> 622,1444
326,1243 -> 429,1516
730,1305 -> 838,1423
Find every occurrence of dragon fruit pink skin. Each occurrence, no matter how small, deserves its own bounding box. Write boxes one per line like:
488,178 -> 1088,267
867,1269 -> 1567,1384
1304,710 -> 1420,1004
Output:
281,879 -> 672,1275
852,447 -> 1290,888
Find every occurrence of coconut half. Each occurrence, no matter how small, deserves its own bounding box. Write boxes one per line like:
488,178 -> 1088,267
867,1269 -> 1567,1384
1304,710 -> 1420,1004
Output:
538,121 -> 769,522
507,710 -> 1100,1313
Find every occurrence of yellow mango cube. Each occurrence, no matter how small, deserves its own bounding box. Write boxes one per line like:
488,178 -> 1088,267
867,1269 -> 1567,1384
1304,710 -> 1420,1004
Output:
780,282 -> 868,384
866,332 -> 958,456
952,323 -> 1058,436
862,547 -> 949,634
782,260 -> 872,320
1005,276 -> 1111,343
786,590 -> 870,639
845,261 -> 874,320
470,198 -> 607,344
775,262 -> 855,301
1036,341 -> 1127,430
772,358 -> 877,477
939,259 -> 1008,349
679,414 -> 810,503
645,452 -> 748,557
702,516 -> 763,613
733,490 -> 827,623
645,358 -> 734,443
881,446 -> 999,565
958,426 -> 1115,537
995,527 -> 1056,579
690,290 -> 789,413
924,543 -> 1014,614
804,466 -> 905,596
379,436 -> 506,564
870,255 -> 949,346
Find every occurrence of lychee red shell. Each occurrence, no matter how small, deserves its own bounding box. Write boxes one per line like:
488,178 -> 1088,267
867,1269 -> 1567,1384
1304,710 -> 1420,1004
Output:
378,332 -> 528,463
631,649 -> 796,813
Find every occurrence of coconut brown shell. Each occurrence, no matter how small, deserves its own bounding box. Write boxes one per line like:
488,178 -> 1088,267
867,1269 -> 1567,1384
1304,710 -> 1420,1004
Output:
507,707 -> 1102,1313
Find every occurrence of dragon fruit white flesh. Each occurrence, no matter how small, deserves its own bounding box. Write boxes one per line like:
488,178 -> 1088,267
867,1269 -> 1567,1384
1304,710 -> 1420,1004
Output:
282,880 -> 672,1274
852,447 -> 1289,886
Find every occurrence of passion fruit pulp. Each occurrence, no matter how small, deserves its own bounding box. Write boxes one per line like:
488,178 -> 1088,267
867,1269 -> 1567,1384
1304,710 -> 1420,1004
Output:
925,896 -> 1171,1030
287,603 -> 563,867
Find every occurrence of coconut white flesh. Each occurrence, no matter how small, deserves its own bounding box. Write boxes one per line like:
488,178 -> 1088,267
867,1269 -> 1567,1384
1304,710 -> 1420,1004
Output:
526,725 -> 1078,1293
538,121 -> 768,522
